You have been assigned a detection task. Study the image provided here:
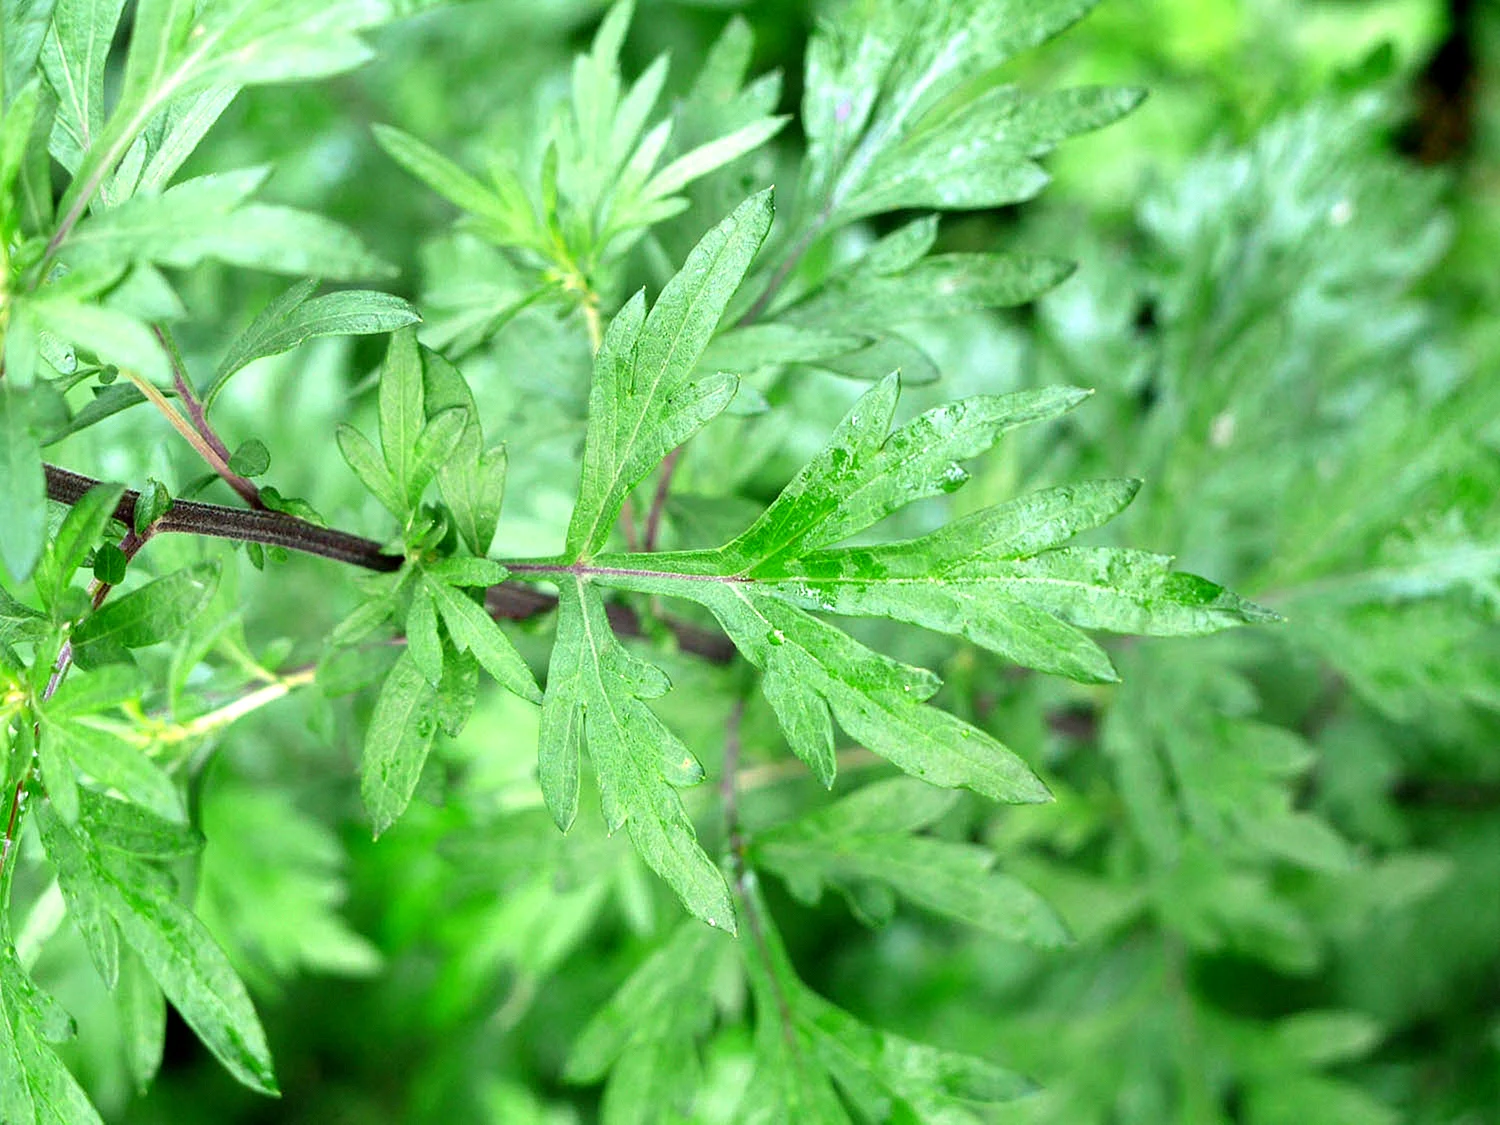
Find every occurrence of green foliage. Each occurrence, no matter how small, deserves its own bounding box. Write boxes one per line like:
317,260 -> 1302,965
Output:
374,0 -> 788,346
0,0 -> 1493,1122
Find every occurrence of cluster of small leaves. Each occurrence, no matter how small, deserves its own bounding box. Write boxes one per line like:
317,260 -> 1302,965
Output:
374,0 -> 788,349
713,0 -> 1144,385
332,328 -> 541,835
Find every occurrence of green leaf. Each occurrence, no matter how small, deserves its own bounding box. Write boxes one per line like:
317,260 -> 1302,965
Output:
421,347 -> 508,557
558,357 -> 1264,803
799,0 -> 1104,226
361,650 -> 440,837
64,169 -> 391,279
24,295 -> 170,381
92,543 -> 127,584
698,323 -> 868,375
754,778 -> 1069,945
761,645 -> 836,786
178,202 -> 394,278
46,664 -> 139,720
0,385 -> 47,581
208,280 -> 421,408
373,123 -> 538,247
1,302 -> 39,389
0,78 -> 42,202
1270,1011 -> 1383,1068
132,478 -> 171,535
117,949 -> 166,1093
425,577 -> 541,703
726,480 -> 1272,682
37,711 -> 185,823
57,0 -> 386,231
784,252 -> 1076,330
44,382 -> 144,445
939,547 -> 1281,636
2,1 -> 57,110
0,586 -> 46,647
408,406 -> 468,507
72,561 -> 219,666
0,946 -> 103,1125
405,580 -> 443,686
130,84 -> 239,197
336,423 -> 404,519
226,438 -> 270,478
839,85 -> 1145,219
423,556 -> 508,589
633,114 -> 787,209
50,835 -> 121,982
539,579 -> 731,930
378,328 -> 425,508
34,713 -> 80,825
77,789 -> 200,858
566,190 -> 774,556
564,922 -> 726,1121
0,948 -> 75,1045
433,647 -> 479,738
38,807 -> 278,1095
327,576 -> 403,649
725,375 -> 1092,570
111,0 -> 195,119
37,480 -> 125,610
737,879 -> 1031,1123
38,0 -> 125,171
699,583 -> 1051,802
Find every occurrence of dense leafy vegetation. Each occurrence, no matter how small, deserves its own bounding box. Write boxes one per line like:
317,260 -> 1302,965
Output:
0,0 -> 1494,1121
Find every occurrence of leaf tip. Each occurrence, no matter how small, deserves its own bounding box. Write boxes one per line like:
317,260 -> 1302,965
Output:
700,902 -> 738,937
546,797 -> 578,835
1240,599 -> 1284,626
1014,772 -> 1054,805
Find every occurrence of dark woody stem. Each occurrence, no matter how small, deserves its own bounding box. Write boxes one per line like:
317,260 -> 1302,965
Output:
44,463 -> 401,571
42,463 -> 735,664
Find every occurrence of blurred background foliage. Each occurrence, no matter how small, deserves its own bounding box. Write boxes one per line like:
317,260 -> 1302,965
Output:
39,0 -> 1499,1121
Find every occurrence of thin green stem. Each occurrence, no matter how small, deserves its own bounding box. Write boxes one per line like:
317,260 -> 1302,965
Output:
121,366 -> 262,509
156,326 -> 263,508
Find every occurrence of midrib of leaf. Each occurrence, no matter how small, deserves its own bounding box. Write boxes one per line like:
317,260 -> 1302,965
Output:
829,30 -> 967,213
575,576 -> 618,717
752,26 -> 967,319
572,577 -> 648,833
47,6 -> 244,265
767,833 -> 984,889
737,879 -> 822,1106
1258,543 -> 1500,607
575,228 -> 744,556
45,19 -> 93,153
719,584 -> 827,685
